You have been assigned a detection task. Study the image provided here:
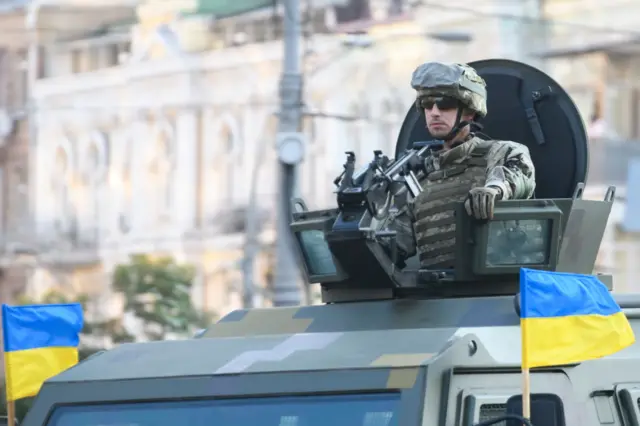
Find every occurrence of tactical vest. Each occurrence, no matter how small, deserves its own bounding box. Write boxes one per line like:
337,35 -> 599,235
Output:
412,142 -> 491,269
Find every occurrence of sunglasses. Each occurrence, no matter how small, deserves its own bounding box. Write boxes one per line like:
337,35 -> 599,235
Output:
417,96 -> 460,111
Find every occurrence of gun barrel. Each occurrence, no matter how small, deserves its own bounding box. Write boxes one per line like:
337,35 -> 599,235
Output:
384,145 -> 430,179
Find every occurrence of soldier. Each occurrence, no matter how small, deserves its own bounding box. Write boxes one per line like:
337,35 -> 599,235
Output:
384,61 -> 536,269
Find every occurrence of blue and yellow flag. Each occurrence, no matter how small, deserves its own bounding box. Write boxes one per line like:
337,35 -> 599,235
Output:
2,303 -> 83,401
520,268 -> 635,369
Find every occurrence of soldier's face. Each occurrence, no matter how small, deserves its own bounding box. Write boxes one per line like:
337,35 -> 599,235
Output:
422,96 -> 464,138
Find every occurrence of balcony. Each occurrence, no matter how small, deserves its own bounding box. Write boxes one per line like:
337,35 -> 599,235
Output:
33,220 -> 101,267
182,195 -> 276,251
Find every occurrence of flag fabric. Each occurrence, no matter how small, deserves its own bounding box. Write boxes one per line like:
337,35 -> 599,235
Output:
520,268 -> 635,369
2,303 -> 83,401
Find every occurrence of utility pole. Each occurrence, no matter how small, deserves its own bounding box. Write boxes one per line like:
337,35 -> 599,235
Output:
273,0 -> 305,307
26,1 -> 42,255
241,139 -> 267,309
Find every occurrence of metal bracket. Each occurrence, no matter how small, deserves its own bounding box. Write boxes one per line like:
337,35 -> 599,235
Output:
572,182 -> 585,200
604,185 -> 616,202
291,197 -> 308,213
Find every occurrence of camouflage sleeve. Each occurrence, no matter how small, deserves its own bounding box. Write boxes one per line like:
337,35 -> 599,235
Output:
484,141 -> 536,200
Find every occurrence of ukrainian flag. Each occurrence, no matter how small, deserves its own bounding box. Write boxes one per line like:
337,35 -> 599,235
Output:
520,268 -> 635,369
2,303 -> 83,401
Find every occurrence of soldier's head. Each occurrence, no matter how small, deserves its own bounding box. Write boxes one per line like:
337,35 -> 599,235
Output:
411,62 -> 487,143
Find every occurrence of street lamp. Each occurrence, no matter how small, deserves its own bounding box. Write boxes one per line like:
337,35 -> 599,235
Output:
339,29 -> 474,48
426,31 -> 473,43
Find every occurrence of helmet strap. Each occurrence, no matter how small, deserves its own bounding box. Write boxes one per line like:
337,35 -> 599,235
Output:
442,106 -> 464,141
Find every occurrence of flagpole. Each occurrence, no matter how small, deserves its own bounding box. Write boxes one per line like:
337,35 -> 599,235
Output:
1,308 -> 15,426
521,296 -> 531,422
6,400 -> 15,426
522,368 -> 531,419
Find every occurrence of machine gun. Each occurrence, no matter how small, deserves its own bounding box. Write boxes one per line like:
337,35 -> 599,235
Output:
332,141 -> 444,222
289,144 -> 617,303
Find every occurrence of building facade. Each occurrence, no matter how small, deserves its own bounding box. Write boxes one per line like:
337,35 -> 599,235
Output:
0,41 -> 31,306
0,1 -> 135,304
28,0 -> 524,317
31,0 -> 640,323
540,0 -> 640,292
541,0 -> 640,139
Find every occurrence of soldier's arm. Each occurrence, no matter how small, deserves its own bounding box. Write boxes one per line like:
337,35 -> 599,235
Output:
378,204 -> 418,261
484,141 -> 536,200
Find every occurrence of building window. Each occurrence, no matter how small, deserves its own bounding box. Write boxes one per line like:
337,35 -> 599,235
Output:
71,49 -> 82,74
148,125 -> 174,216
53,146 -> 71,228
222,124 -> 234,204
334,0 -> 371,24
388,0 -> 404,16
15,49 -> 27,110
0,49 -> 7,107
107,44 -> 120,67
88,47 -> 100,71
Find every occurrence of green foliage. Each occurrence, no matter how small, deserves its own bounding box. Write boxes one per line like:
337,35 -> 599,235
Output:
0,386 -> 33,422
4,254 -> 213,421
112,254 -> 213,341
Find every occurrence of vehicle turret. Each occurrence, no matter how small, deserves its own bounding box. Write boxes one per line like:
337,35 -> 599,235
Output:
290,59 -> 615,304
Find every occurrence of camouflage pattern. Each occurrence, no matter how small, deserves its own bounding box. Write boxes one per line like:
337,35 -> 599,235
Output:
382,137 -> 536,262
412,142 -> 489,269
411,62 -> 488,117
24,294 -> 640,426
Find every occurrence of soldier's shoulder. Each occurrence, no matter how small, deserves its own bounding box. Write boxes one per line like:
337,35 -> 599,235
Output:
486,139 -> 531,154
489,139 -> 528,147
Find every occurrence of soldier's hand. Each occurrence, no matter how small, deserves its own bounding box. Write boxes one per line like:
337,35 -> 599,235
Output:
406,155 -> 425,174
464,186 -> 502,220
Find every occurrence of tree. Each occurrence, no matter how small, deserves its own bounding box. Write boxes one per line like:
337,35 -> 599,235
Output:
112,254 -> 213,341
2,255 -> 213,421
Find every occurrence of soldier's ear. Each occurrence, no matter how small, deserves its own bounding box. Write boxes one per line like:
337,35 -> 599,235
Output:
461,108 -> 477,122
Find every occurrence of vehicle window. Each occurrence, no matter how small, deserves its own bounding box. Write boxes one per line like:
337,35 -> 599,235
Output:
47,392 -> 401,426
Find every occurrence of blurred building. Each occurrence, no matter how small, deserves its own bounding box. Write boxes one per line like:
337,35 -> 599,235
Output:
31,0 -> 549,315
541,0 -> 640,139
28,0 -> 295,319
0,0 -> 135,307
22,0 -> 640,318
538,0 -> 640,292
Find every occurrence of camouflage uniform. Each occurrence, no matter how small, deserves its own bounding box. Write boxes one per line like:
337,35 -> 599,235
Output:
384,62 -> 536,269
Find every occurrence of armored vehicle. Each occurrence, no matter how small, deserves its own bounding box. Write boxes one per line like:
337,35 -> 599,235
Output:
21,60 -> 640,426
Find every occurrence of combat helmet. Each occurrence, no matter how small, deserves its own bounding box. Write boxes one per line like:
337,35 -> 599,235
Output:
411,62 -> 488,118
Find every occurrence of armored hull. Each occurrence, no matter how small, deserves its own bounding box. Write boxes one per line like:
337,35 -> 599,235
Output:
22,295 -> 640,426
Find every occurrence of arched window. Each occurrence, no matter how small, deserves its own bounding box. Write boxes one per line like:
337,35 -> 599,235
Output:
148,126 -> 173,215
86,143 -> 100,238
54,146 -> 68,175
87,144 -> 99,172
219,123 -> 235,204
52,146 -> 70,226
226,125 -> 235,153
108,128 -> 132,235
